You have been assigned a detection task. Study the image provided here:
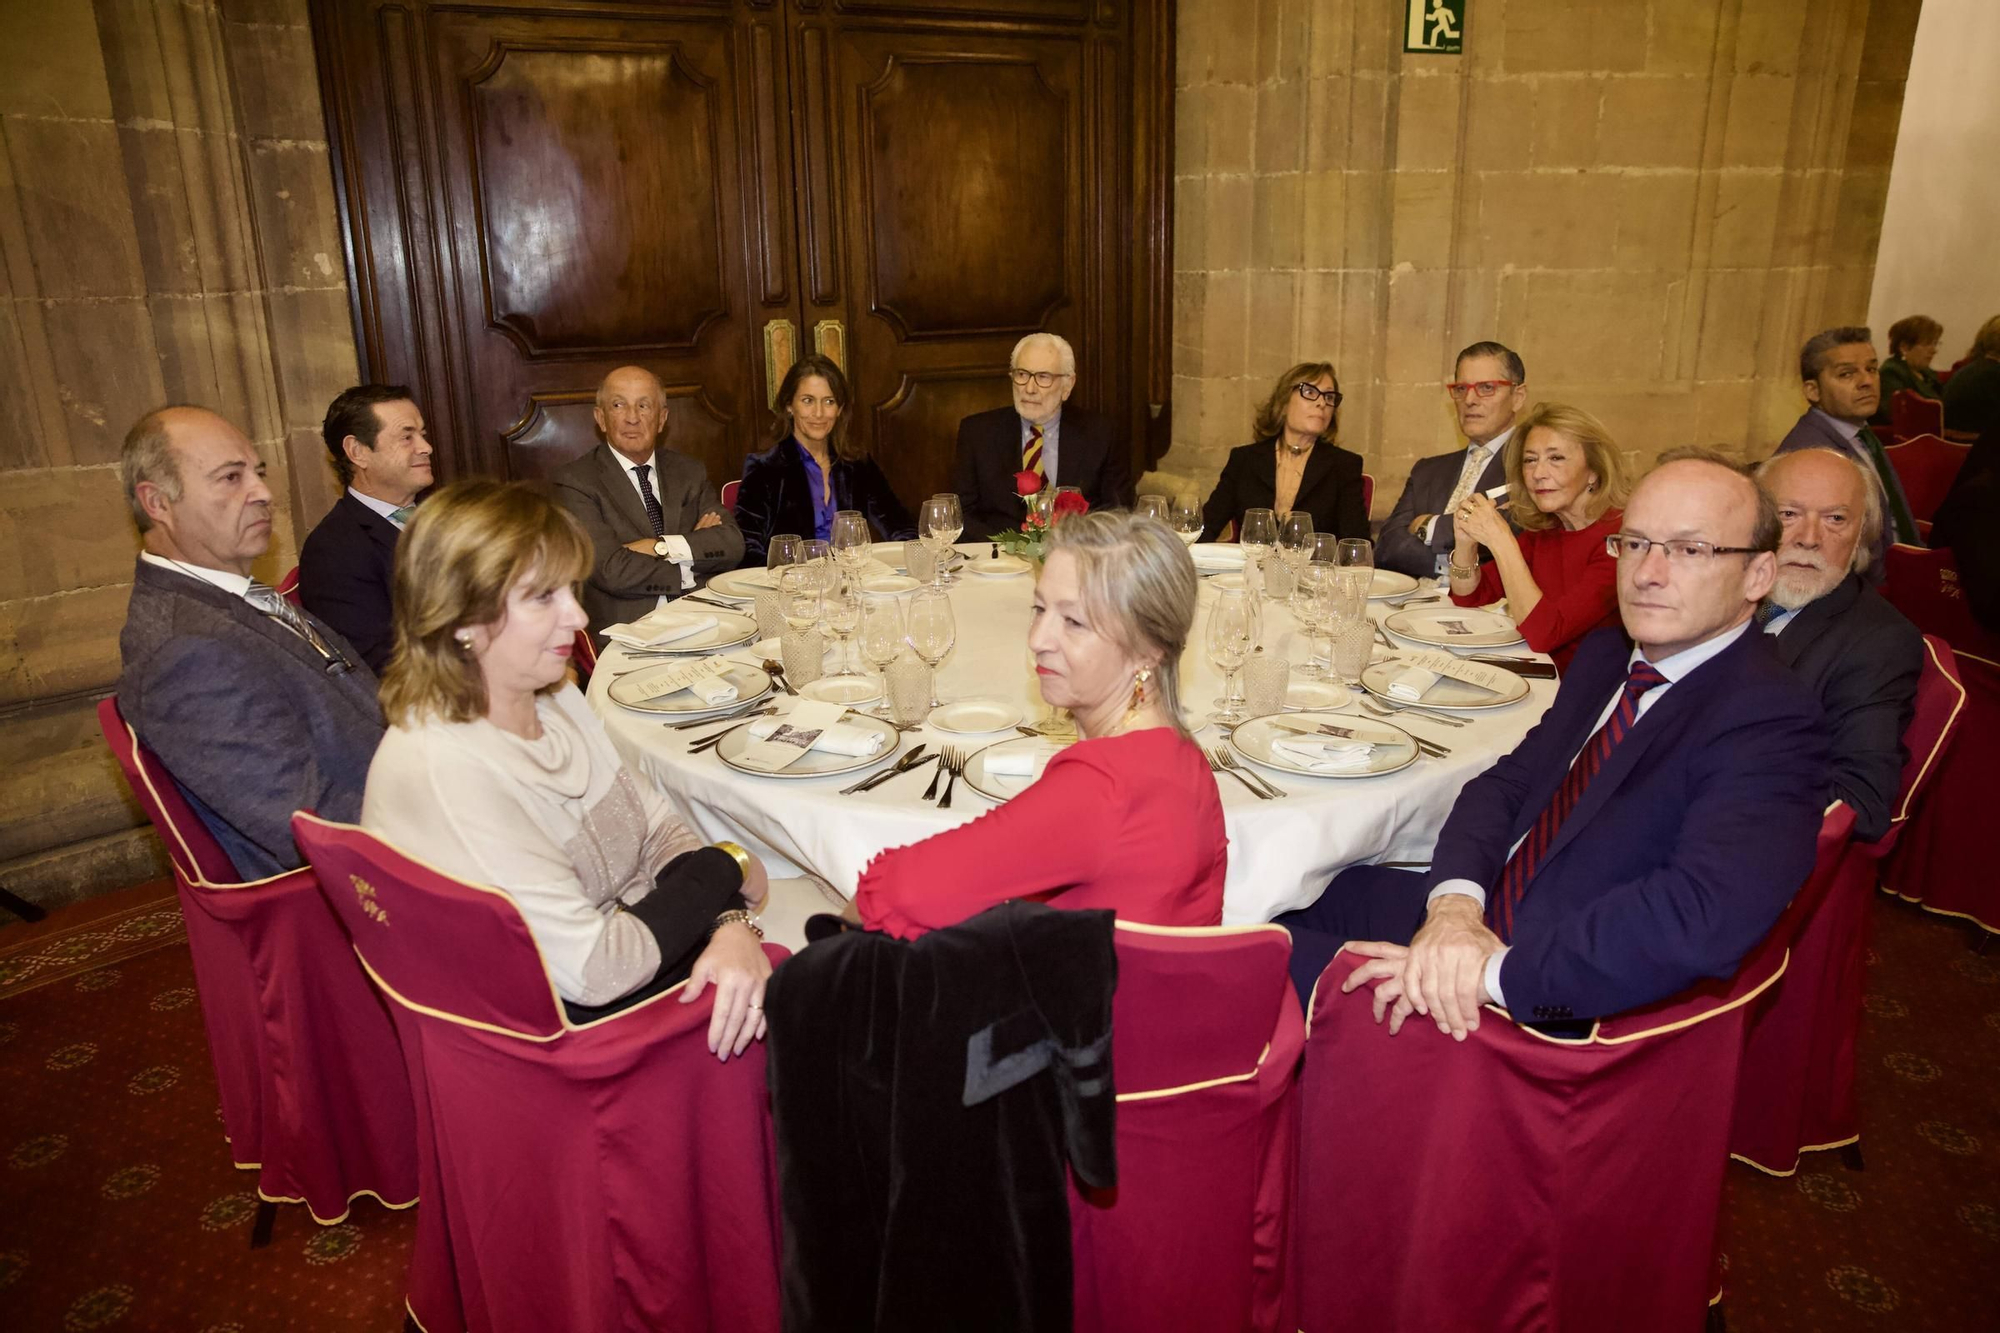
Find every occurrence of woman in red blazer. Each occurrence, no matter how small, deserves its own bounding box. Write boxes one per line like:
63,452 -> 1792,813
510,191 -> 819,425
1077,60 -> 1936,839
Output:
856,510 -> 1227,938
1447,402 -> 1629,671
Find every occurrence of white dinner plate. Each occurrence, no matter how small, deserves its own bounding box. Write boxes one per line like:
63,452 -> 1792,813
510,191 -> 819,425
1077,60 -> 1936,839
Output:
706,568 -> 778,601
614,610 -> 758,655
1367,569 -> 1421,600
1190,542 -> 1246,571
929,698 -> 1025,735
799,675 -> 883,706
1360,659 -> 1529,710
861,574 -> 922,594
961,735 -> 1065,804
1284,678 -> 1351,711
966,554 -> 1032,578
868,542 -> 910,571
1383,606 -> 1525,650
1229,711 -> 1419,780
607,663 -> 773,716
714,712 -> 902,779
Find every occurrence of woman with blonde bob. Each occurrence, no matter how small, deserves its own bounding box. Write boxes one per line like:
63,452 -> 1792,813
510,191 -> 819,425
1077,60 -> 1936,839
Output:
364,480 -> 773,1055
856,510 -> 1227,937
1447,401 -> 1629,670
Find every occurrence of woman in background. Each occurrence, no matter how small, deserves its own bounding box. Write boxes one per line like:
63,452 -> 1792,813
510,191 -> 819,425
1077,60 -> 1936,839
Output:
1874,314 -> 1945,425
1201,361 -> 1368,541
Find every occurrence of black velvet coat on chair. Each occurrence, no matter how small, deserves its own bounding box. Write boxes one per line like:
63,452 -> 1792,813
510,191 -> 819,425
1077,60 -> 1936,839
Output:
764,901 -> 1119,1332
732,436 -> 917,568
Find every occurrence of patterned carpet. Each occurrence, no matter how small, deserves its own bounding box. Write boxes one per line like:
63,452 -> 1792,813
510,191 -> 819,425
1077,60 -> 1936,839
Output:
0,882 -> 1994,1331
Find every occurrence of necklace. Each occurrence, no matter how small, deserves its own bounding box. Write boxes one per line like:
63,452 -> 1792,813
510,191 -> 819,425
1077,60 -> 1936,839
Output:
1279,436 -> 1313,457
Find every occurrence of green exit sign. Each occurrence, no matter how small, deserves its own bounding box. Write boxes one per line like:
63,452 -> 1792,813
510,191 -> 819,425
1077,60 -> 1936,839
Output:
1406,0 -> 1465,54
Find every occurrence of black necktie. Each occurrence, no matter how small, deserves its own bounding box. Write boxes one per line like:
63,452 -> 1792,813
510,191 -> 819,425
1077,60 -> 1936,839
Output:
634,463 -> 666,539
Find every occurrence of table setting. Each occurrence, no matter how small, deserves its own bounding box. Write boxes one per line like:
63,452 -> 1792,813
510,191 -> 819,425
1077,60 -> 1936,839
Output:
587,524 -> 1560,924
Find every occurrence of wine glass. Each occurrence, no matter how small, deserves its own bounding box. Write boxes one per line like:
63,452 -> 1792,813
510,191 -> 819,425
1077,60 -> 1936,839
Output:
905,587 -> 957,708
821,572 -> 863,677
831,510 -> 871,572
1294,558 -> 1332,679
766,533 -> 804,576
1206,586 -> 1256,726
1337,537 -> 1374,570
1169,494 -> 1203,545
1277,512 -> 1315,608
919,495 -> 962,588
778,563 -> 821,634
1238,507 -> 1277,598
858,592 -> 905,693
1135,494 -> 1168,523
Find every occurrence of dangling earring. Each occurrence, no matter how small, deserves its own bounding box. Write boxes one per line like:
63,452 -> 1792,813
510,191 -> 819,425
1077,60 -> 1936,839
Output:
1124,667 -> 1153,729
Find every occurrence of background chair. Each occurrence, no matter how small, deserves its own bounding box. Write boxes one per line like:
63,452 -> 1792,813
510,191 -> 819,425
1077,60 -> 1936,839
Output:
1291,806 -> 1855,1333
97,699 -> 418,1245
1880,433 -> 1969,526
1888,388 -> 1944,444
1730,638 -> 1966,1175
720,478 -> 741,510
293,813 -> 785,1333
1068,922 -> 1303,1333
1360,472 -> 1374,516
570,628 -> 598,686
275,564 -> 303,607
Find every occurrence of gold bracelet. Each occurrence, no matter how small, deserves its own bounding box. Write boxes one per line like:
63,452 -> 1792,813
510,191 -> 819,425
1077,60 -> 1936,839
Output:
709,908 -> 764,941
711,840 -> 752,882
1448,561 -> 1478,580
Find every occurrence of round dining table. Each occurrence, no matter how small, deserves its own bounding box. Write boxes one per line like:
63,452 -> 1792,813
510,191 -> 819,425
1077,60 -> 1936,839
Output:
585,544 -> 1558,924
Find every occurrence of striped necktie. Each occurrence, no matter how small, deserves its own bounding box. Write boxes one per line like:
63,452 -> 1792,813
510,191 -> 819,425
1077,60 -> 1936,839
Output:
245,579 -> 334,658
634,462 -> 666,539
1489,660 -> 1671,942
1023,424 -> 1045,479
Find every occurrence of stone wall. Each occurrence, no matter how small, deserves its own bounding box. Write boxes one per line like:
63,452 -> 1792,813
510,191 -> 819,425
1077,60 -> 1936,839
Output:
0,0 -> 355,906
1158,0 -> 1923,508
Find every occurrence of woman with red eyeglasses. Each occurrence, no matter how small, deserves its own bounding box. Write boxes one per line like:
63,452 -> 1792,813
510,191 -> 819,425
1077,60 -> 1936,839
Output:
1199,361 -> 1368,541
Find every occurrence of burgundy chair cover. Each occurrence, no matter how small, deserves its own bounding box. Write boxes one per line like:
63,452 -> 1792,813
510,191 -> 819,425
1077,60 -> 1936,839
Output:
1067,922 -> 1303,1333
1360,472 -> 1375,515
276,564 -> 303,607
1879,433 -> 1968,523
571,628 -> 598,685
720,477 -> 742,510
1888,390 -> 1944,446
97,698 -> 418,1225
1731,640 -> 1966,1173
1882,543 -> 2000,662
1293,807 -> 1854,1333
292,813 -> 786,1333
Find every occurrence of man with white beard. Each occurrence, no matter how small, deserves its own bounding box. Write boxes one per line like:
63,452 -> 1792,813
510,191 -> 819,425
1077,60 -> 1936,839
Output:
1755,447 -> 1923,840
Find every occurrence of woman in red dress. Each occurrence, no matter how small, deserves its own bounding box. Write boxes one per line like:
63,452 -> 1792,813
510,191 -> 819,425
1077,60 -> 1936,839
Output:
856,510 -> 1226,938
1446,402 -> 1630,671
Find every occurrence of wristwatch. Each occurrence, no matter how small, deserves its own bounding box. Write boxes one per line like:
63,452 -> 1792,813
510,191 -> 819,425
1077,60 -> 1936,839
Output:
654,537 -> 672,558
709,908 -> 764,941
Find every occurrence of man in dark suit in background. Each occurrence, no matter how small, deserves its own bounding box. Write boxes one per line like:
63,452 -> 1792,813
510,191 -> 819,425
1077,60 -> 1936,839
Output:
118,406 -> 384,879
1278,450 -> 1828,1035
298,384 -> 433,672
1773,326 -> 1919,562
1376,341 -> 1526,579
1756,447 -> 1923,841
552,365 -> 744,644
953,333 -> 1131,540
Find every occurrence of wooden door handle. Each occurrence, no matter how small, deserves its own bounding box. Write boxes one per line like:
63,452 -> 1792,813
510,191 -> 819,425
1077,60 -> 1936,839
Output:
813,318 -> 846,369
763,318 -> 799,406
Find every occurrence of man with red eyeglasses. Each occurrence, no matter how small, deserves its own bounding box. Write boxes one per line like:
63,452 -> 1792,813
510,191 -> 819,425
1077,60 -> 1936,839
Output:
1377,341 -> 1527,579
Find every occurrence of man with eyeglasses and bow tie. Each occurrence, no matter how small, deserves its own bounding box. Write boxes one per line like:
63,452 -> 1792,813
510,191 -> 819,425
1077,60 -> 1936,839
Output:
117,406 -> 384,879
953,332 -> 1131,541
1277,449 -> 1828,1035
1376,341 -> 1528,579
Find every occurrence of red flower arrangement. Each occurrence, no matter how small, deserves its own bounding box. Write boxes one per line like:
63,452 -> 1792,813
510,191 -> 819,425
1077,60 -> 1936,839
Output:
993,476 -> 1089,564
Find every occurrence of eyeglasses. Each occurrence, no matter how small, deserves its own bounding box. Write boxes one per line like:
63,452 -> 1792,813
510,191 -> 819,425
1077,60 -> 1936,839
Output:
1446,379 -> 1519,401
1009,368 -> 1072,389
1293,383 -> 1343,406
1605,534 -> 1766,562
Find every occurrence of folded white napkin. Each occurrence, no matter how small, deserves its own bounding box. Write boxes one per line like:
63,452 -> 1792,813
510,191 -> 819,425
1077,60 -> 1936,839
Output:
1386,665 -> 1439,702
743,717 -> 886,757
602,611 -> 717,649
983,742 -> 1065,780
685,674 -> 739,705
1270,736 -> 1376,772
1194,545 -> 1246,567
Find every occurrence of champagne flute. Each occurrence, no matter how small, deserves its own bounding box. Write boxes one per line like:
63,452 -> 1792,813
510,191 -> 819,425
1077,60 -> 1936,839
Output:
1169,494 -> 1203,545
831,510 -> 871,572
1135,494 -> 1168,523
1206,586 -> 1255,726
905,587 -> 957,708
858,592 -> 905,693
821,571 -> 863,677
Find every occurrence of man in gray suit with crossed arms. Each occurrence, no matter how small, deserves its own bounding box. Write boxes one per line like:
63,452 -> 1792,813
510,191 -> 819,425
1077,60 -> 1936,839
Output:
1376,340 -> 1527,579
117,406 -> 384,879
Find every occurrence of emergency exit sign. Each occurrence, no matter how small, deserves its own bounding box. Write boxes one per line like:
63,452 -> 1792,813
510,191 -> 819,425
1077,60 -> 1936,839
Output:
1406,0 -> 1465,54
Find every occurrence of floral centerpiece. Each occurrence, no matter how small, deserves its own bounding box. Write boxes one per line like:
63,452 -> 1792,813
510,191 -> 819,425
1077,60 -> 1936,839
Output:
992,470 -> 1089,564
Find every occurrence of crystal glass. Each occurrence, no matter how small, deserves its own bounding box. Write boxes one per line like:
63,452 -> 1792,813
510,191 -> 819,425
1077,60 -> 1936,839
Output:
904,587 -> 957,708
1329,614 -> 1372,684
752,589 -> 786,643
1337,537 -> 1374,570
778,563 -> 821,634
831,510 -> 871,570
1239,507 -> 1277,601
885,656 -> 933,726
1169,494 -> 1203,545
1031,487 -> 1057,528
1293,560 -> 1332,678
905,539 -> 938,584
859,592 -> 906,690
821,572 -> 863,677
1262,552 -> 1296,602
1243,650 -> 1290,717
1278,511 -> 1314,569
1325,566 -> 1372,685
779,627 -> 824,688
1205,586 -> 1255,725
919,495 -> 961,587
766,533 -> 804,572
1135,494 -> 1169,523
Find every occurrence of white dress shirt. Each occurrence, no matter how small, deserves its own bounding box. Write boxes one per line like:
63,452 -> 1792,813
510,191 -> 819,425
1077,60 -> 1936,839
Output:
140,550 -> 252,598
612,449 -> 693,595
1427,619 -> 1755,1007
347,486 -> 409,527
1421,425 -> 1515,545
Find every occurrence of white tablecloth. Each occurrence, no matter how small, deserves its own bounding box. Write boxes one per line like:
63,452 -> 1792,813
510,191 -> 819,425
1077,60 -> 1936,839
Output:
586,546 -> 1557,924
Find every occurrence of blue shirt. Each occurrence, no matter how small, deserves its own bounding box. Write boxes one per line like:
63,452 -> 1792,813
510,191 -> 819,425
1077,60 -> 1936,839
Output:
795,441 -> 835,542
1020,410 -> 1062,482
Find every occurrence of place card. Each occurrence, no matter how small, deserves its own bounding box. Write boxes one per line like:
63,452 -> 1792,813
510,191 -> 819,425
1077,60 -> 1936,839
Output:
737,699 -> 845,772
627,655 -> 734,703
1393,649 -> 1508,698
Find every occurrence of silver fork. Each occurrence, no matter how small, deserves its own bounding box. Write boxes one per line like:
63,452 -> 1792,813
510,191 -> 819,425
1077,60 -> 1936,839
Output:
1205,746 -> 1271,800
1213,746 -> 1286,798
938,747 -> 965,808
920,747 -> 951,801
1357,696 -> 1468,728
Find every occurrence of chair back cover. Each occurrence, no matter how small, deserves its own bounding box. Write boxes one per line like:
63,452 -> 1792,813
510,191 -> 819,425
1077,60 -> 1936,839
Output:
1360,472 -> 1375,515
720,477 -> 742,510
1888,389 -> 1944,443
571,628 -> 598,684
1881,433 -> 1968,523
1883,644 -> 2000,932
1294,807 -> 1853,1333
1882,542 -> 2000,663
1069,922 -> 1302,1333
275,563 -> 303,607
293,814 -> 785,1333
97,698 -> 417,1225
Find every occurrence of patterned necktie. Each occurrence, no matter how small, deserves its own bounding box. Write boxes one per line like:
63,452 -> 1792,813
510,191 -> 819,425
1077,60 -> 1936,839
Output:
1489,660 -> 1671,942
1753,600 -> 1784,630
1444,444 -> 1490,517
1023,424 -> 1045,479
245,579 -> 333,658
1855,426 -> 1918,545
389,505 -> 415,527
634,462 -> 666,539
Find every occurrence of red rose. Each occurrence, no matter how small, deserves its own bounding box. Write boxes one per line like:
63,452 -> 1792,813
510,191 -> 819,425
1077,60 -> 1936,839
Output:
1014,470 -> 1043,497
1052,491 -> 1090,518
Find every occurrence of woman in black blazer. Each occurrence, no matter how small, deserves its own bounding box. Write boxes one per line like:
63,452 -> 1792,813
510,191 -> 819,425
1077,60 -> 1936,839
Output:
734,354 -> 917,567
1200,360 -> 1367,541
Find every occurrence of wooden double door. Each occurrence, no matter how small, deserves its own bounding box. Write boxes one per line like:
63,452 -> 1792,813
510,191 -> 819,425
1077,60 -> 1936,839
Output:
310,0 -> 1172,513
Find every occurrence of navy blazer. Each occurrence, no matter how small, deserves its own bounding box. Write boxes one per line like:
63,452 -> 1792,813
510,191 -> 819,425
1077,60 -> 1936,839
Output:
298,492 -> 400,673
1375,444 -> 1512,579
118,558 -> 384,879
1427,625 -> 1828,1023
733,437 -> 916,568
952,405 -> 1131,541
1199,438 -> 1368,541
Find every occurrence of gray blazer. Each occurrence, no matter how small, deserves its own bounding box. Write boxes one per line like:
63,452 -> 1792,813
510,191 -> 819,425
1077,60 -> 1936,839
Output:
1375,444 -> 1511,578
117,558 -> 385,879
552,443 -> 744,642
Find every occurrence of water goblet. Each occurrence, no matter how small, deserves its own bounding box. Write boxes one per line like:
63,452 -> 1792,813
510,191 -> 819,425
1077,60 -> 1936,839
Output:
831,510 -> 871,571
821,573 -> 863,677
766,533 -> 804,573
1135,494 -> 1169,523
858,593 -> 906,692
905,587 -> 957,709
919,495 -> 961,588
778,563 -> 821,636
1205,585 -> 1255,726
1239,507 -> 1277,600
1169,494 -> 1203,545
